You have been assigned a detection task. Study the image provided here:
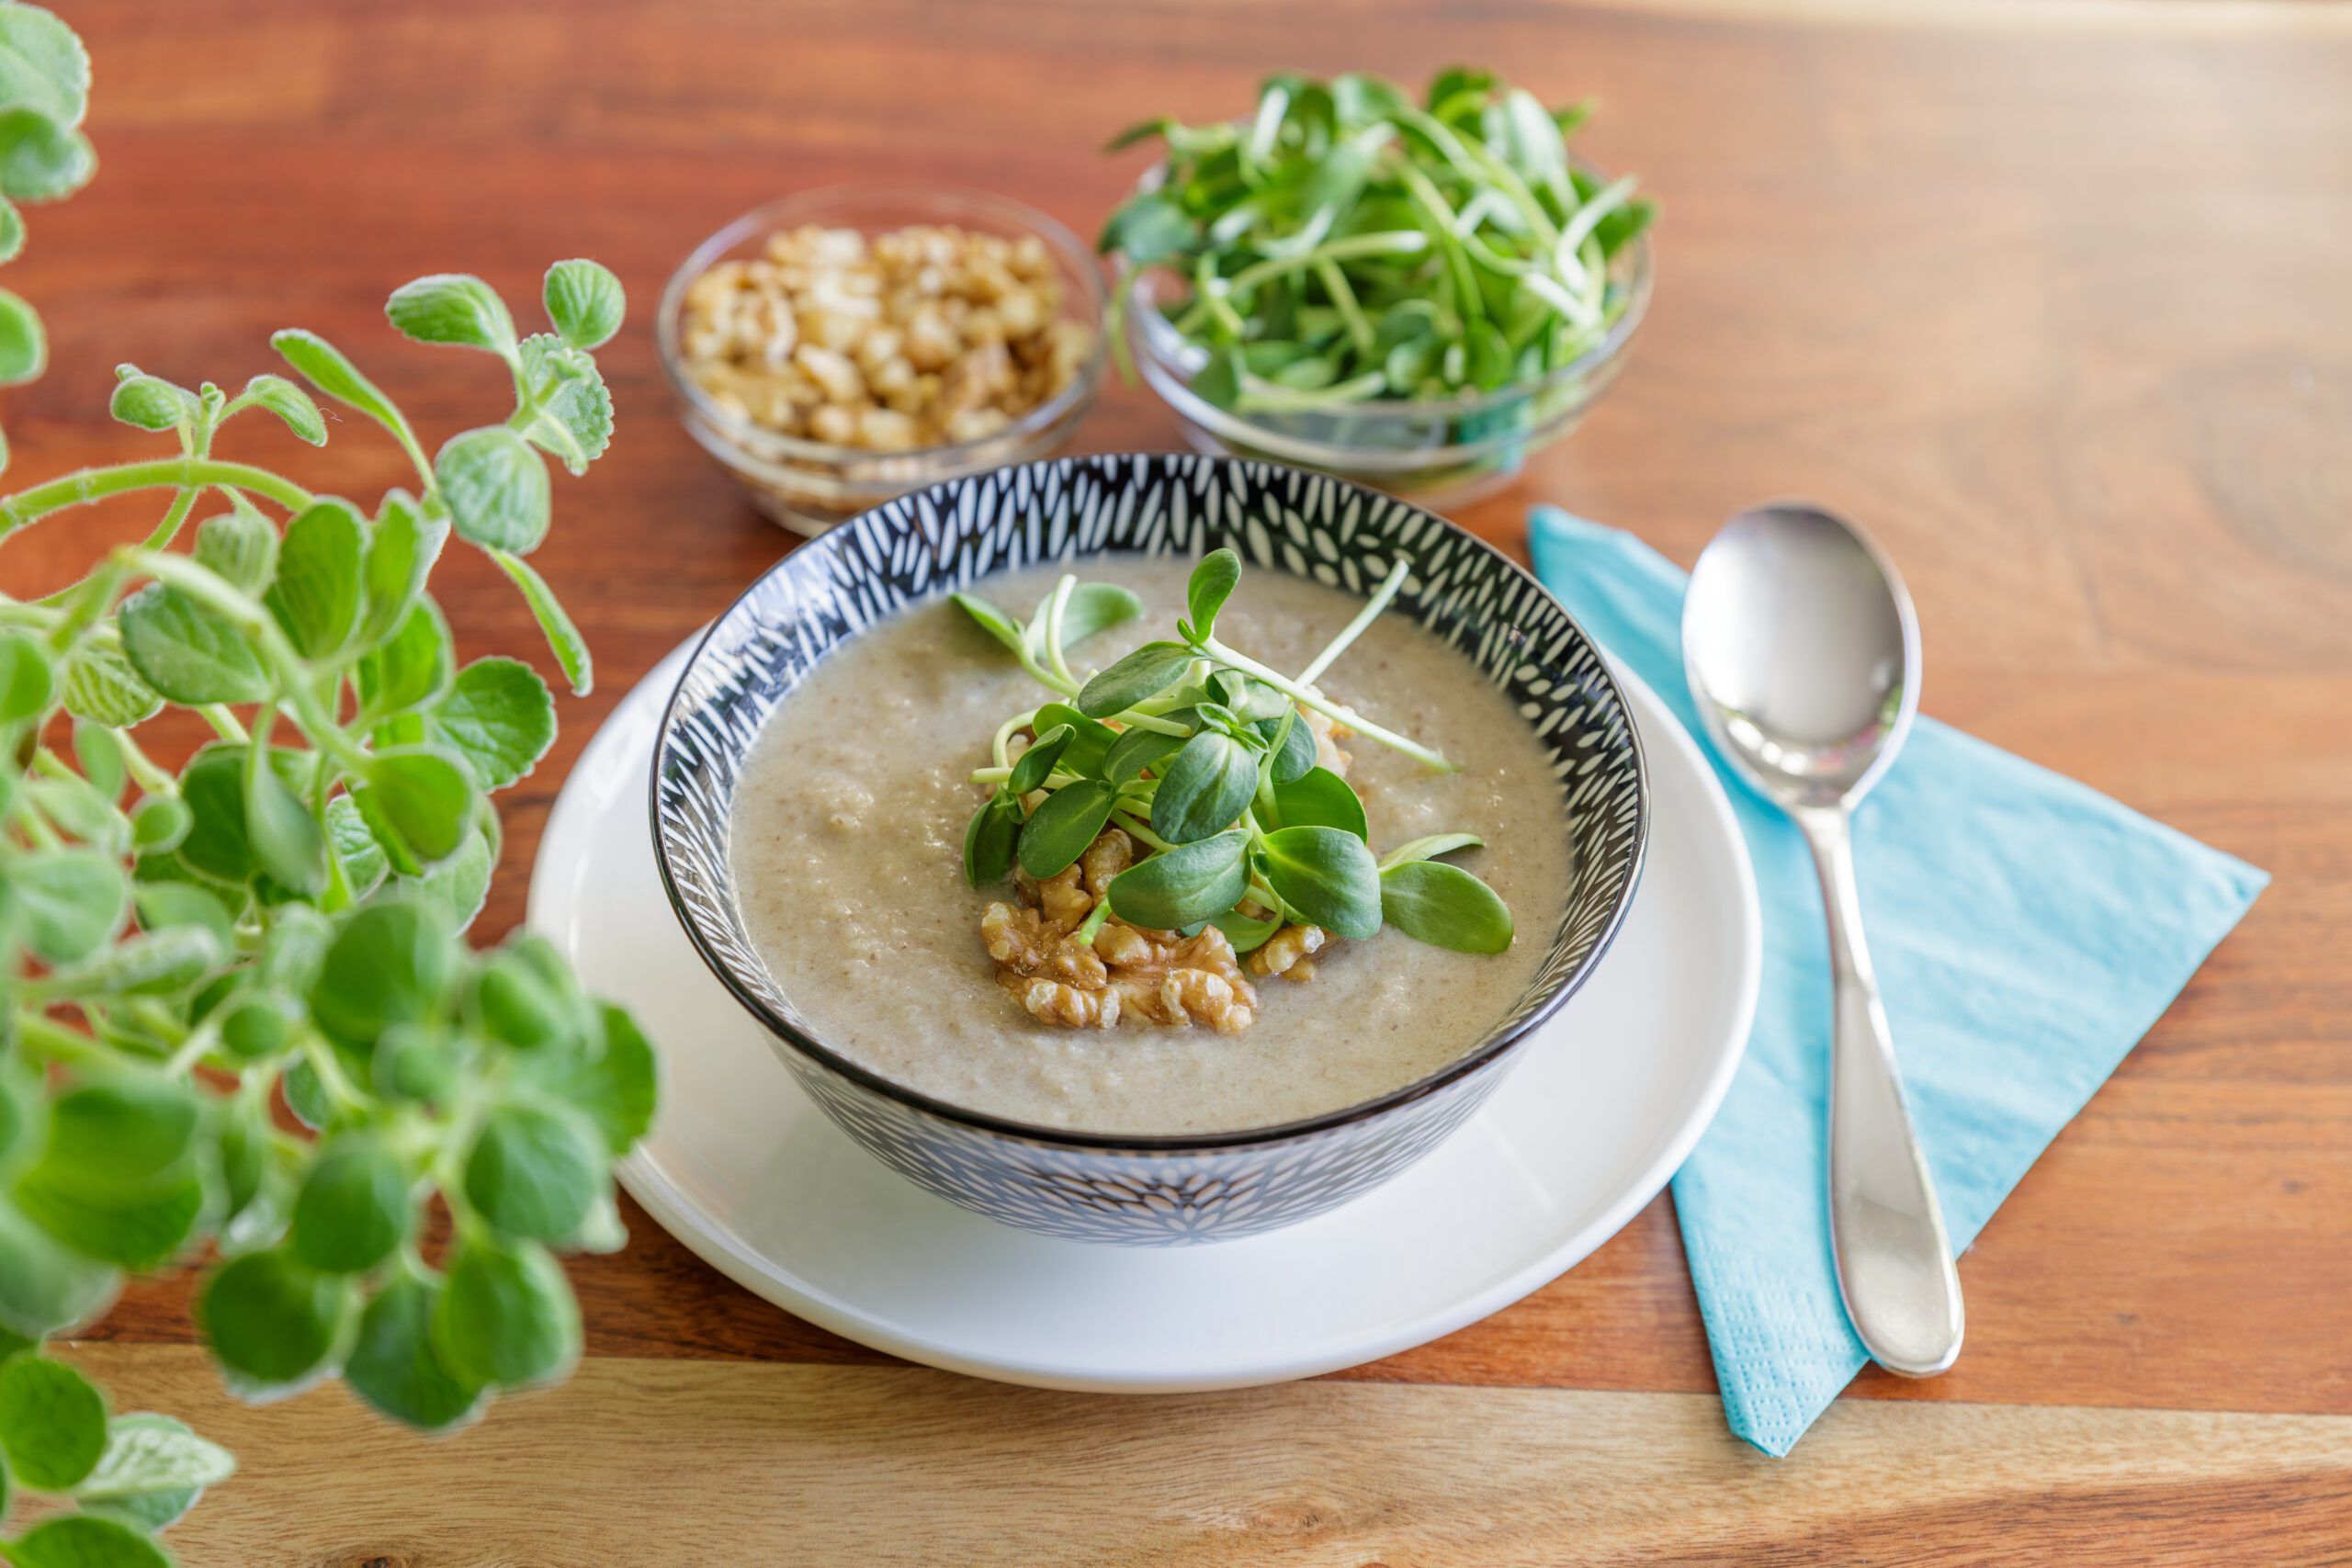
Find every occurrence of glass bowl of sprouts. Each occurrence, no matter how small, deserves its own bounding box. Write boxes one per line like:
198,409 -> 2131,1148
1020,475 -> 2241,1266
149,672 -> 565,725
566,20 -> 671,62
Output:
1104,67 -> 1654,508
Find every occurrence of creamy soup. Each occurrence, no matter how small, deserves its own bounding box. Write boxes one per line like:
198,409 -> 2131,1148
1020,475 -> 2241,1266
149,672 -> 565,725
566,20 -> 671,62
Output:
729,556 -> 1570,1135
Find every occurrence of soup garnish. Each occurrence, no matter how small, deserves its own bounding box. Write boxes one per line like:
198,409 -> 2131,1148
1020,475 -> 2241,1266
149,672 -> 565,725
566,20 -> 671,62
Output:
952,547 -> 1513,1032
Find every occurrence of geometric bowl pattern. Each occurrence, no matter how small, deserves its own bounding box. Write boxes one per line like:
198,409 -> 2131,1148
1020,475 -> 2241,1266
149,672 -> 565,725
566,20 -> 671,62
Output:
651,453 -> 1648,1244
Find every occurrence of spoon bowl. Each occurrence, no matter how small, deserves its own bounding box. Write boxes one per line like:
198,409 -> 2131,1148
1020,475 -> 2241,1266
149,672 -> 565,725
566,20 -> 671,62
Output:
1682,503 -> 1919,807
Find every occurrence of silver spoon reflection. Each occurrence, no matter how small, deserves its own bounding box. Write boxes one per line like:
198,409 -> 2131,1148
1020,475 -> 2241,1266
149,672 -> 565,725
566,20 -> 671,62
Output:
1682,502 -> 1964,1379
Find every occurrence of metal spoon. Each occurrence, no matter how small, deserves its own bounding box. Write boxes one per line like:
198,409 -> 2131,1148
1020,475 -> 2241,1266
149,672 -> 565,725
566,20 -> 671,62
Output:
1681,502 -> 1964,1378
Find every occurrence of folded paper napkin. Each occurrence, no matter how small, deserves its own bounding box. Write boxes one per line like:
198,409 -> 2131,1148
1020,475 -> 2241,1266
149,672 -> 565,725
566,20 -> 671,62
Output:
1528,508 -> 2268,1456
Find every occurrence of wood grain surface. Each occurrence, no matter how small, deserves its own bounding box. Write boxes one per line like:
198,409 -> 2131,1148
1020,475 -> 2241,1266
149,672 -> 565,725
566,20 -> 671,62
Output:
3,0 -> 2347,1562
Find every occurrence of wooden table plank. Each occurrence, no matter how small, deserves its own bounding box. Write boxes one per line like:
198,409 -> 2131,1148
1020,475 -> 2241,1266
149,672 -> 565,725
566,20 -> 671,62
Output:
4,1 -> 2349,1549
51,1346 -> 2352,1567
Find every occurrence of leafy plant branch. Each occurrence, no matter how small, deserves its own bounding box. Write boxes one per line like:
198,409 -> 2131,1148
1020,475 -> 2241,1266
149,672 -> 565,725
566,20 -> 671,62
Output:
0,8 -> 650,1562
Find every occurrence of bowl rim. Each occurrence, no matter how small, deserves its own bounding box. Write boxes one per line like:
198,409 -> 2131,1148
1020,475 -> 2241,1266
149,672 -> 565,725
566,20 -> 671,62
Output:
654,181 -> 1110,469
648,453 -> 1652,1154
1118,152 -> 1653,466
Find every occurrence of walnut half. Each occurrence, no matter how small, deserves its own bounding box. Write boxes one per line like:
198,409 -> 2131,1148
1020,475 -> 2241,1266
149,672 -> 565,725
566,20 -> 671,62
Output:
981,829 -> 1261,1033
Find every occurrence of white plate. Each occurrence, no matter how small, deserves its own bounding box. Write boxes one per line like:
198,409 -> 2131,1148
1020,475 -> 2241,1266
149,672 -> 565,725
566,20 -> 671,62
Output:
527,636 -> 1759,1393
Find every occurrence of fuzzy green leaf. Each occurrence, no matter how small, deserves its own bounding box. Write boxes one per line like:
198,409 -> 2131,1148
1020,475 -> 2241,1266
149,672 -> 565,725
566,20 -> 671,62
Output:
0,103 -> 92,201
227,371 -> 325,446
385,272 -> 516,356
433,1235 -> 580,1389
345,1269 -> 485,1433
0,1354 -> 107,1489
198,1247 -> 356,1397
118,583 -> 270,705
542,258 -> 625,350
435,425 -> 549,554
423,657 -> 555,792
0,282 -> 44,383
264,498 -> 368,659
491,549 -> 592,696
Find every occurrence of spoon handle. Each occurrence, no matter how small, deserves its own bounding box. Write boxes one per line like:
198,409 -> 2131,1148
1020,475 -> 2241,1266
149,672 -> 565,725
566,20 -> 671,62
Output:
1796,807 -> 1965,1378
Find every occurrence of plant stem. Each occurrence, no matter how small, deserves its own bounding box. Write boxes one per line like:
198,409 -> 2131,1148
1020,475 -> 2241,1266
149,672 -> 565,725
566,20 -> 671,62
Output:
1196,636 -> 1453,772
1296,557 -> 1410,687
1111,809 -> 1174,852
1043,575 -> 1077,687
0,457 -> 312,539
1225,231 -> 1430,296
11,1010 -> 139,1070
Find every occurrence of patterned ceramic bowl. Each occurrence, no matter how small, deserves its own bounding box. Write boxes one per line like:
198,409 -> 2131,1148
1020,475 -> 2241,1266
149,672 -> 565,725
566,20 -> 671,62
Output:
650,454 -> 1648,1245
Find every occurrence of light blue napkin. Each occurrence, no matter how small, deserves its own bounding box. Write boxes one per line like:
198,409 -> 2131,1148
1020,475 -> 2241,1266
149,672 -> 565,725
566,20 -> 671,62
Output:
1529,508 -> 2268,1457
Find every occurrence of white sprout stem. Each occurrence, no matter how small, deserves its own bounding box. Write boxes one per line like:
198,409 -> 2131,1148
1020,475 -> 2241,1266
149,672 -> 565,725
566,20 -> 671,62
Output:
1296,557 -> 1410,688
990,709 -> 1035,771
1197,636 -> 1454,773
1111,809 -> 1175,852
1042,574 -> 1078,686
1553,175 -> 1636,286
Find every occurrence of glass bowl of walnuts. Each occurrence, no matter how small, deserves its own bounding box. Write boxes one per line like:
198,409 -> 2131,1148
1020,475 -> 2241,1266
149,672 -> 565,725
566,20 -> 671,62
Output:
659,184 -> 1107,535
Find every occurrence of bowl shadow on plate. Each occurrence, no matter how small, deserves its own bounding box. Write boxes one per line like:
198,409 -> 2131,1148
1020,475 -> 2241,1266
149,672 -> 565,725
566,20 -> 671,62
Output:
650,453 -> 1648,1245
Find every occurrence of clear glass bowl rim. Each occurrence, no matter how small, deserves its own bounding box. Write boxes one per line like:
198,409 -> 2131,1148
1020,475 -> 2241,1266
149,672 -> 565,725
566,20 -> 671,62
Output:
1122,152 -> 1653,468
655,181 -> 1110,468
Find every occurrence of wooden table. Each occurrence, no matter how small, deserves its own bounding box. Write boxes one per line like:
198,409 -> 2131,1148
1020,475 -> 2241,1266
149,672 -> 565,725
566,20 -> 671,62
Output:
8,1 -> 2349,1561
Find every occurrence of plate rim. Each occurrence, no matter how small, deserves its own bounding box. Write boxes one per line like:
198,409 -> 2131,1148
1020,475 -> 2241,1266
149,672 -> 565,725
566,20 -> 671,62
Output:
531,637 -> 1759,1393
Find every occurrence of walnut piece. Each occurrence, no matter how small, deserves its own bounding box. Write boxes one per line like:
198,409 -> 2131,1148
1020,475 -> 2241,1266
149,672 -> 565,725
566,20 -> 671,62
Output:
982,829 -> 1259,1033
1249,923 -> 1329,982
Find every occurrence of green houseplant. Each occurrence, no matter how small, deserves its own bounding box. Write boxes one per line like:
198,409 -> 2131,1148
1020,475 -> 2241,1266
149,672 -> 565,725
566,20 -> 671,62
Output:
0,7 -> 653,1562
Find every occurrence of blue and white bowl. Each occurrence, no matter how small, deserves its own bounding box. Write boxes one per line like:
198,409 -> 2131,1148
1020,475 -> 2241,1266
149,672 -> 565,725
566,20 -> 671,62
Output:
650,454 -> 1648,1245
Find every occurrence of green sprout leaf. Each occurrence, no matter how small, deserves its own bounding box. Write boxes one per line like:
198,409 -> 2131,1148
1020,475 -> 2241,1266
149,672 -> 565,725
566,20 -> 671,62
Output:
949,592 -> 1026,656
1005,723 -> 1075,795
1017,778 -> 1118,878
1105,829 -> 1250,931
1182,547 -> 1241,643
435,426 -> 550,555
358,491 -> 447,647
542,259 -> 626,351
0,1354 -> 108,1489
1075,640 -> 1193,718
1379,858 -> 1515,953
1028,704 -> 1117,777
1103,727 -> 1183,784
1255,825 -> 1382,940
1149,730 -> 1258,845
962,790 -> 1022,888
1267,765 -> 1367,840
385,273 -> 517,357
